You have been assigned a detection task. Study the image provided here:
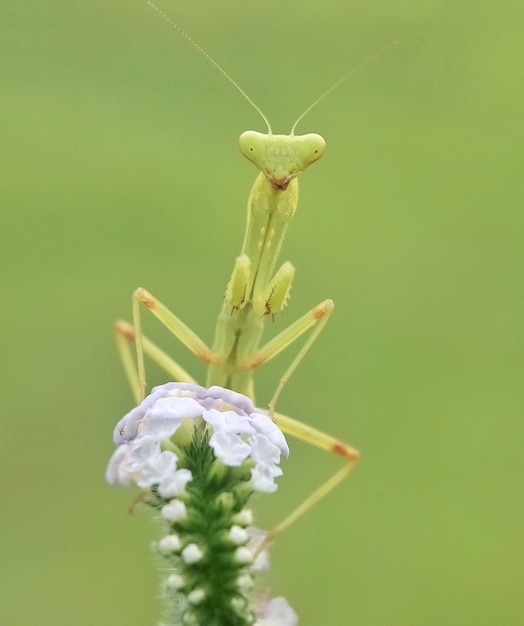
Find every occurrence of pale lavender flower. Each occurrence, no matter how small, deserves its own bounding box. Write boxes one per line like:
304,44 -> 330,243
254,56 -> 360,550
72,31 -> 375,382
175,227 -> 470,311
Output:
107,383 -> 293,625
107,382 -> 288,494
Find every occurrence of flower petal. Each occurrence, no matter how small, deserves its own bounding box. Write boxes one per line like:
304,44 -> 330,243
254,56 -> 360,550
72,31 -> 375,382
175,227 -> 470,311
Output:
209,431 -> 251,466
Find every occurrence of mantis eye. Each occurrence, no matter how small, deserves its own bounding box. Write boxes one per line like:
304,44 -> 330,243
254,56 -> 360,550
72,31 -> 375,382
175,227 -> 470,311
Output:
297,133 -> 326,166
239,130 -> 264,160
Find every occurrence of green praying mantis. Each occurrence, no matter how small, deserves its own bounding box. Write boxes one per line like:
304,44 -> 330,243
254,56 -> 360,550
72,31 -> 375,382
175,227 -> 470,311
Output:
116,2 -> 396,548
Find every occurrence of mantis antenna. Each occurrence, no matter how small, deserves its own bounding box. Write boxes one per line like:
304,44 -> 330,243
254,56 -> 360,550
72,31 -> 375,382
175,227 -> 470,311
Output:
148,1 -> 398,136
290,39 -> 400,134
146,1 -> 273,133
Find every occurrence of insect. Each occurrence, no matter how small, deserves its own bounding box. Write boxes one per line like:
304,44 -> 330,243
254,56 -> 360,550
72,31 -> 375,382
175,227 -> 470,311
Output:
116,1 -> 395,548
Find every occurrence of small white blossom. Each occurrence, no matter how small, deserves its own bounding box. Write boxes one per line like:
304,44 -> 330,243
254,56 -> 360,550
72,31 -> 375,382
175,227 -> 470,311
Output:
112,396 -> 155,444
182,543 -> 204,564
158,534 -> 181,553
206,385 -> 256,414
165,573 -> 185,590
250,413 -> 289,458
234,547 -> 253,565
158,468 -> 193,498
161,499 -> 187,522
231,596 -> 247,613
187,588 -> 206,605
182,612 -> 199,626
135,446 -> 178,489
105,446 -> 132,485
141,396 -> 203,440
249,434 -> 282,466
209,430 -> 251,466
255,597 -> 298,626
228,525 -> 249,545
233,509 -> 253,526
251,547 -> 270,573
237,573 -> 254,591
251,463 -> 283,494
203,407 -> 256,435
247,528 -> 271,573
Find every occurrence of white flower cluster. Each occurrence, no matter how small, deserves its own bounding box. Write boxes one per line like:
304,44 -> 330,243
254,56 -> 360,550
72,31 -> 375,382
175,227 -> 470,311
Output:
106,382 -> 289,494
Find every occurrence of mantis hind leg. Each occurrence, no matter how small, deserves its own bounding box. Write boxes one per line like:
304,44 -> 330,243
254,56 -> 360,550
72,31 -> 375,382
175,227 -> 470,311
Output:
255,411 -> 360,555
114,320 -> 198,403
240,298 -> 335,415
115,286 -> 218,402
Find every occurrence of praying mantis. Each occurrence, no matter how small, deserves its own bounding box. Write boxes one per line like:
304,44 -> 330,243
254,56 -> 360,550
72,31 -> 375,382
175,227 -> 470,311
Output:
115,2 -> 395,547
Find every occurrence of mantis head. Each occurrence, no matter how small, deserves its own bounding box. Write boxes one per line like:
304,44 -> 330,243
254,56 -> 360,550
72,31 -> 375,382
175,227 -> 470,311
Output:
146,1 -> 397,192
239,131 -> 326,191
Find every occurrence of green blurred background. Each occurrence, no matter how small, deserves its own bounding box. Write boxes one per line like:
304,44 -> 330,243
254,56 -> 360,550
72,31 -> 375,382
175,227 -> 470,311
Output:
2,0 -> 523,624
